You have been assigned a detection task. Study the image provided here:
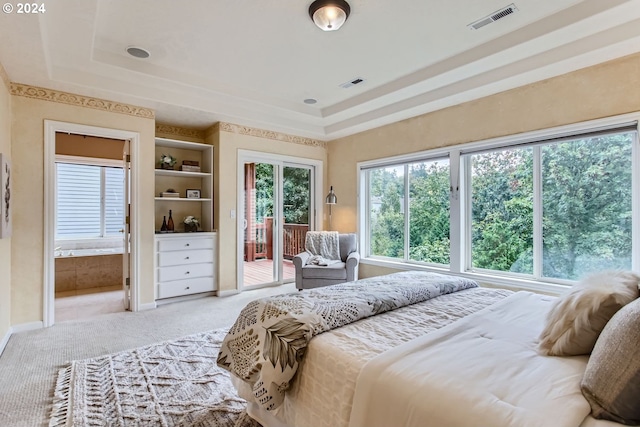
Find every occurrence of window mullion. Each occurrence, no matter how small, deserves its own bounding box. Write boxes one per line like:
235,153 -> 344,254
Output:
404,164 -> 410,262
449,150 -> 461,273
632,132 -> 640,271
100,167 -> 106,238
533,146 -> 543,279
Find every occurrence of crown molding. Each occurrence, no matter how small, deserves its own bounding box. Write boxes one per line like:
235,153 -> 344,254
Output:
155,123 -> 206,141
217,121 -> 326,149
10,83 -> 155,119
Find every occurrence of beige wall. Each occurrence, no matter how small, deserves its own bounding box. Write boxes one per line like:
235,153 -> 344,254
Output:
11,95 -> 155,325
56,132 -> 125,160
209,126 -> 326,292
327,52 -> 640,277
0,70 -> 11,340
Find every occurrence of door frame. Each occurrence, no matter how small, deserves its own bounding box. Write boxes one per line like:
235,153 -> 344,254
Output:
237,150 -> 323,292
43,120 -> 141,327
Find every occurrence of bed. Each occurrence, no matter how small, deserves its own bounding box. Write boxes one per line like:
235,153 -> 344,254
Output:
217,271 -> 637,427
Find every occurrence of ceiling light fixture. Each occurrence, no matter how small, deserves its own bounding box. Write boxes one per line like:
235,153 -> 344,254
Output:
308,0 -> 350,31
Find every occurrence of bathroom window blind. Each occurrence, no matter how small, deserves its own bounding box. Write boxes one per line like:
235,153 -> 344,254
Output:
56,163 -> 124,238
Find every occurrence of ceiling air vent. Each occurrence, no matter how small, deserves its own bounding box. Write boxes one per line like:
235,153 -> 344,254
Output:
468,3 -> 518,30
339,77 -> 365,89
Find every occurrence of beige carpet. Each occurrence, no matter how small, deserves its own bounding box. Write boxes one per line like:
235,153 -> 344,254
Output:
0,283 -> 296,427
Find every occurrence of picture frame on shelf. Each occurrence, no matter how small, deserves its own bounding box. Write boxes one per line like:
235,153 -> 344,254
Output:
186,189 -> 201,199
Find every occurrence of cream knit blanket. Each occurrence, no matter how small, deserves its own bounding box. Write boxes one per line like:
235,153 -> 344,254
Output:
304,231 -> 340,265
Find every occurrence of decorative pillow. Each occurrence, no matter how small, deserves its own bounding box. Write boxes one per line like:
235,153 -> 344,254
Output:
538,270 -> 640,356
581,298 -> 640,425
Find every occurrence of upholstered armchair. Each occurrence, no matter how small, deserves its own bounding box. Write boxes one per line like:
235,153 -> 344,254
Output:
293,233 -> 360,290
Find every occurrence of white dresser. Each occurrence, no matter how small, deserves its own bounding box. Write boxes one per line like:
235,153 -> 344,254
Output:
155,232 -> 217,301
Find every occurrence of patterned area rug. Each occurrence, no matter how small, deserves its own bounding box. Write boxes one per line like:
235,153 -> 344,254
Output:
50,329 -> 262,427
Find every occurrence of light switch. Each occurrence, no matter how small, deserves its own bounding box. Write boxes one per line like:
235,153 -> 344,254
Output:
230,209 -> 236,218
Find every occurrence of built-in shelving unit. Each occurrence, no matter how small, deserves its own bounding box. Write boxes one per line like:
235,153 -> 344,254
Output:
154,137 -> 213,232
154,137 -> 217,302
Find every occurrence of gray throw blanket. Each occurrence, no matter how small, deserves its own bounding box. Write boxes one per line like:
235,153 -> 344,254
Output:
217,271 -> 478,412
304,231 -> 340,265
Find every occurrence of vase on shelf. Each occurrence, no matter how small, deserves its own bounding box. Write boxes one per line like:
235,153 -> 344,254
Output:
184,223 -> 198,232
160,216 -> 168,232
167,210 -> 174,232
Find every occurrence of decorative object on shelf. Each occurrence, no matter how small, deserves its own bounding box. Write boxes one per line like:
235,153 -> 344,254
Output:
159,153 -> 177,170
181,160 -> 201,172
161,188 -> 180,198
186,189 -> 201,199
184,216 -> 199,232
167,210 -> 175,232
0,153 -> 11,239
160,216 -> 168,232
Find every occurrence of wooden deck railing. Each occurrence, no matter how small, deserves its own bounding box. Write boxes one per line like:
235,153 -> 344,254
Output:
283,224 -> 308,260
246,218 -> 308,261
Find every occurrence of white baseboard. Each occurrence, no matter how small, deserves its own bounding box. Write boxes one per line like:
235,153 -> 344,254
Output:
11,321 -> 44,333
0,328 -> 12,356
137,302 -> 157,311
217,289 -> 240,297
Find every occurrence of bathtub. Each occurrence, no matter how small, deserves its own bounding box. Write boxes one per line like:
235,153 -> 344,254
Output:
55,247 -> 123,258
55,250 -> 123,293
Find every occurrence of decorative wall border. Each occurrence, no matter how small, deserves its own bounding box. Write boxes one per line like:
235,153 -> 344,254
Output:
216,122 -> 326,149
10,83 -> 155,119
155,123 -> 206,141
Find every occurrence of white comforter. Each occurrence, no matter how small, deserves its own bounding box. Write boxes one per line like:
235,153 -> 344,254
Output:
349,291 -> 592,427
239,287 -> 513,427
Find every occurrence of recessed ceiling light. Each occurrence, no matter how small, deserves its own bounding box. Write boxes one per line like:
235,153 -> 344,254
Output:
304,98 -> 318,104
126,46 -> 150,59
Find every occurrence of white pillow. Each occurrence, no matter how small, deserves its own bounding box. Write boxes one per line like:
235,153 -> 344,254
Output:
538,270 -> 640,356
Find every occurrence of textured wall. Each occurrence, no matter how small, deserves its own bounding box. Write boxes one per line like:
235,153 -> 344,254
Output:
327,52 -> 640,277
209,124 -> 327,292
0,66 -> 11,344
11,95 -> 155,325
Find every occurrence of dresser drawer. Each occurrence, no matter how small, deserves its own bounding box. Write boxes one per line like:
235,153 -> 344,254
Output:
157,277 -> 215,299
158,236 -> 214,252
158,262 -> 214,282
158,249 -> 213,267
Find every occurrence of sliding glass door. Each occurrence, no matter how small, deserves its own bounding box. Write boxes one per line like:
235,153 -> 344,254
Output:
242,159 -> 314,288
282,165 -> 312,282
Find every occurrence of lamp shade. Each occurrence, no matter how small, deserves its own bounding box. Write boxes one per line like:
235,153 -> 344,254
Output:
325,186 -> 337,204
309,0 -> 350,31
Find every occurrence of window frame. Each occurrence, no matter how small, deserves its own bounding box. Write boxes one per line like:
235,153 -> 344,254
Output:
358,113 -> 640,294
55,155 -> 125,243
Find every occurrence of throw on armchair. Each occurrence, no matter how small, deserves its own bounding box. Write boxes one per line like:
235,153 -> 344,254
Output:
293,233 -> 360,290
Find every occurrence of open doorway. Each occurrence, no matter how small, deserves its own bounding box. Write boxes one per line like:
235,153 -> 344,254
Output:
44,121 -> 140,327
53,132 -> 127,322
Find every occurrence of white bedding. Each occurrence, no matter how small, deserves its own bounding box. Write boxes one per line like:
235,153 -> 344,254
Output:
239,287 -> 618,427
349,292 -> 591,427
234,287 -> 512,427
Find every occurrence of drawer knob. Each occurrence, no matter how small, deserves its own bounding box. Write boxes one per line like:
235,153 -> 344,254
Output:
185,286 -> 190,290
185,271 -> 190,275
185,256 -> 190,260
185,243 -> 190,247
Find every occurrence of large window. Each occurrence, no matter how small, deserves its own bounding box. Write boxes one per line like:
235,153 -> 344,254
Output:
361,120 -> 638,287
367,158 -> 450,265
469,147 -> 533,274
56,161 -> 124,239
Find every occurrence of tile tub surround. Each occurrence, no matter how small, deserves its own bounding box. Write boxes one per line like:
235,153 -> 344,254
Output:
55,254 -> 123,293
